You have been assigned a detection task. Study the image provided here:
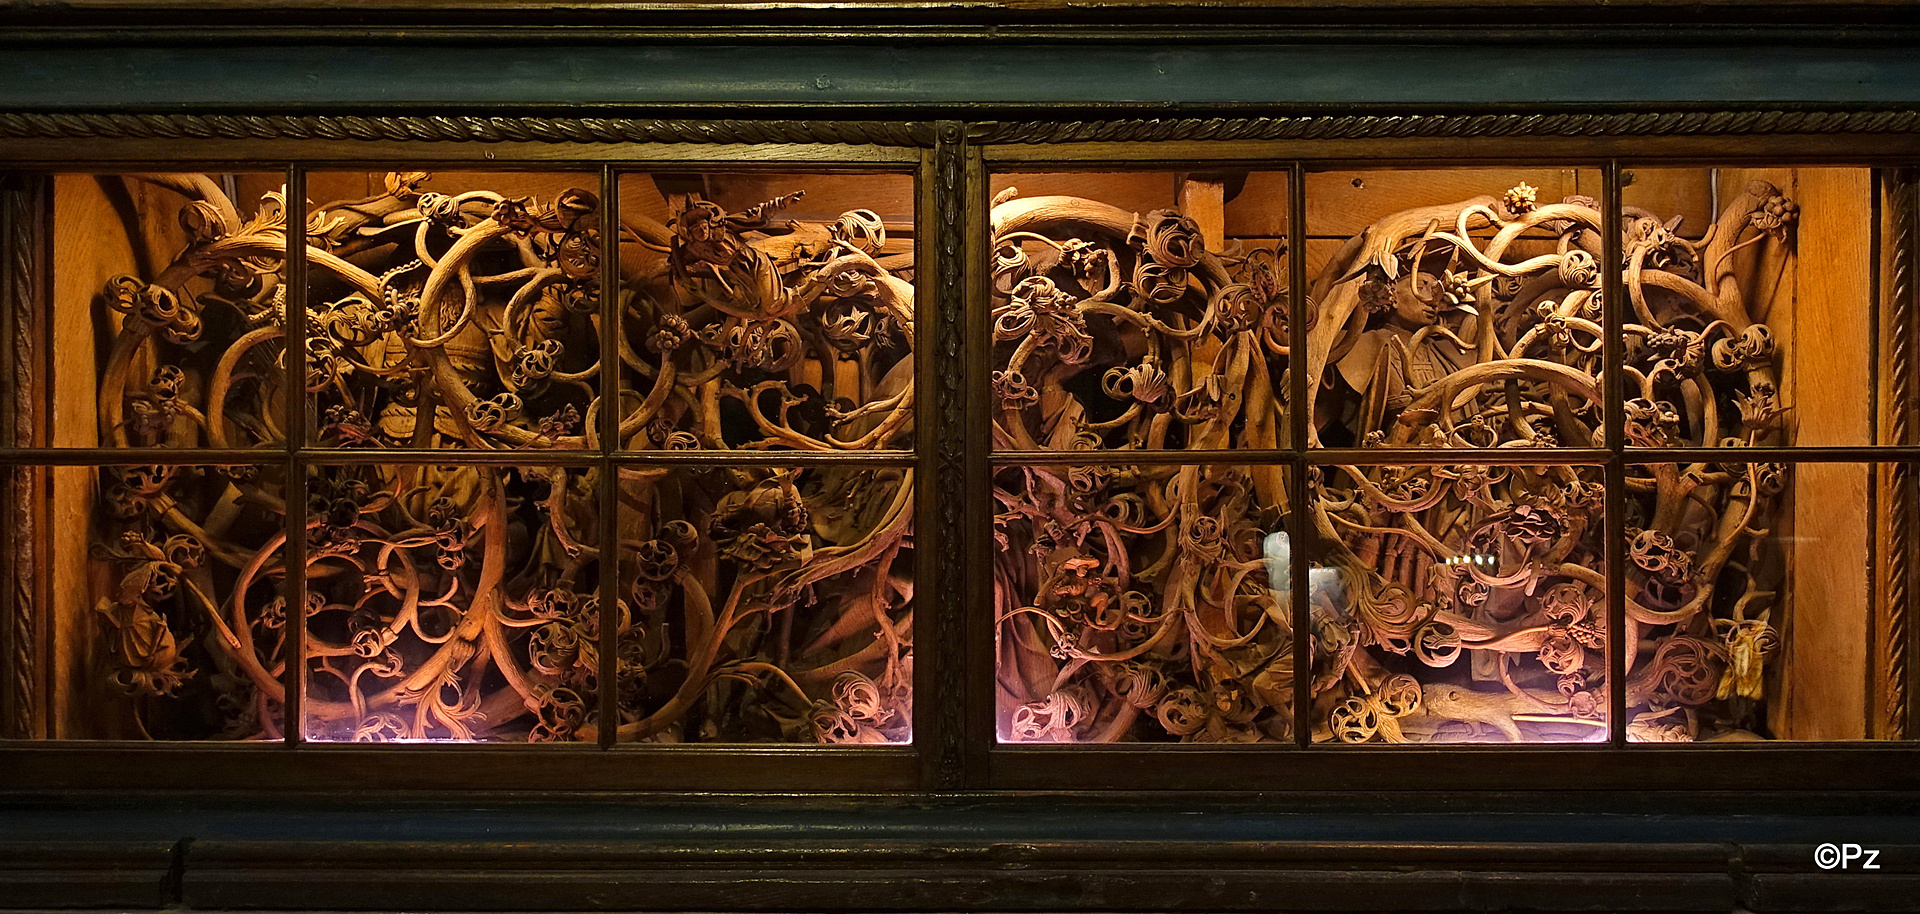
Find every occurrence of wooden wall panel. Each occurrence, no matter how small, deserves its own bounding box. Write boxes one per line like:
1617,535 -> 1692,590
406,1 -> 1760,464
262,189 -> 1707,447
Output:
1304,168 -> 1590,238
1621,168 -> 1716,239
991,170 -> 1289,246
1773,167 -> 1875,741
48,176 -> 139,737
990,171 -> 1182,221
1788,168 -> 1875,449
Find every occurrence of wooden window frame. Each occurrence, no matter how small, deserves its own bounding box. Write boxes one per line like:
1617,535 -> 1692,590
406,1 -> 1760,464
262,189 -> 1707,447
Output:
1,114 -> 1918,794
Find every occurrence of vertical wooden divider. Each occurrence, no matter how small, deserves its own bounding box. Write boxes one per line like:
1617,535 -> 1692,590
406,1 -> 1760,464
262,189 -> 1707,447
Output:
1289,162 -> 1311,749
1874,168 -> 1912,741
598,165 -> 619,749
934,122 -> 986,788
1895,169 -> 1920,741
284,165 -> 306,746
1177,175 -> 1226,251
48,176 -> 103,736
0,176 -> 44,738
1603,160 -> 1628,747
1181,176 -> 1228,389
0,180 -> 13,740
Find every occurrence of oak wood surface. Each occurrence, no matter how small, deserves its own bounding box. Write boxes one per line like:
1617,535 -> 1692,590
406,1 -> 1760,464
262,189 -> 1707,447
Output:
1775,167 -> 1874,741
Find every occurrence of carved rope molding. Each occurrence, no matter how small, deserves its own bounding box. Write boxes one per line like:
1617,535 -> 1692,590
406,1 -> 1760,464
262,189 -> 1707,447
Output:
3,183 -> 34,739
971,109 -> 1920,143
5,109 -> 1920,148
0,113 -> 937,146
1891,168 -> 1916,739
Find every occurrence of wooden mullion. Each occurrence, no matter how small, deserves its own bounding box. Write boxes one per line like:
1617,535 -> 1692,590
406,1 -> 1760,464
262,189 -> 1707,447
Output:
958,125 -> 995,787
1289,160 -> 1311,751
915,135 -> 958,787
1602,160 -> 1629,748
283,165 -> 307,746
597,164 -> 619,749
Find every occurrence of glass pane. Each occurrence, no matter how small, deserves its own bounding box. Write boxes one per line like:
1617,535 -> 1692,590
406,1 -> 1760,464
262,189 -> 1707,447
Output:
303,463 -> 600,742
617,171 -> 915,452
41,173 -> 288,449
994,463 -> 1293,743
1305,167 -> 1604,448
1310,463 -> 1609,743
1625,461 -> 1897,741
614,464 -> 913,744
306,171 -> 601,450
24,463 -> 287,740
987,171 -> 1291,451
1621,167 -> 1891,447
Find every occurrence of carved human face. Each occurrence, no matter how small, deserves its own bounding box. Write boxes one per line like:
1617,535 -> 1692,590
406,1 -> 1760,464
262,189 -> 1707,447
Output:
1391,271 -> 1444,328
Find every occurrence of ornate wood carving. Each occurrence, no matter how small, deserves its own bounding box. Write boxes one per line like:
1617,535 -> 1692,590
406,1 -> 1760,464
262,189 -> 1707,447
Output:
1888,167 -> 1915,739
972,109 -> 1920,144
989,173 -> 1815,743
0,113 -> 935,147
32,169 -> 917,741
3,109 -> 1919,150
3,180 -> 39,739
928,121 -> 969,785
0,108 -> 1912,762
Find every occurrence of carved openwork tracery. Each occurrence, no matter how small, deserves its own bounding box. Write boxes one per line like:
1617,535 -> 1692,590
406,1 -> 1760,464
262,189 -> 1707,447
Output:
43,169 -> 915,742
0,125 -> 1905,753
992,171 -> 1822,744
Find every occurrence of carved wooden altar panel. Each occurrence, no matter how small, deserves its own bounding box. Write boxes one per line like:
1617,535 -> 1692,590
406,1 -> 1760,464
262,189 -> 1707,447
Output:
607,168 -> 919,744
1618,167 -> 1882,448
1306,167 -> 1605,450
302,462 -> 600,743
28,463 -> 288,740
617,171 -> 916,453
988,171 -> 1291,452
1621,459 -> 1884,742
615,465 -> 913,744
5,161 -> 925,746
13,173 -> 293,738
22,173 -> 289,453
0,139 -> 1909,763
1616,166 -> 1896,742
984,161 -> 1910,747
994,463 -> 1290,743
1309,462 -> 1610,743
306,171 -> 602,451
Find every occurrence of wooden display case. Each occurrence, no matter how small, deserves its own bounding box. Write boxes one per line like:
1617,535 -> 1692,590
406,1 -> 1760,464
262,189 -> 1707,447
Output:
2,5 -> 1920,911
